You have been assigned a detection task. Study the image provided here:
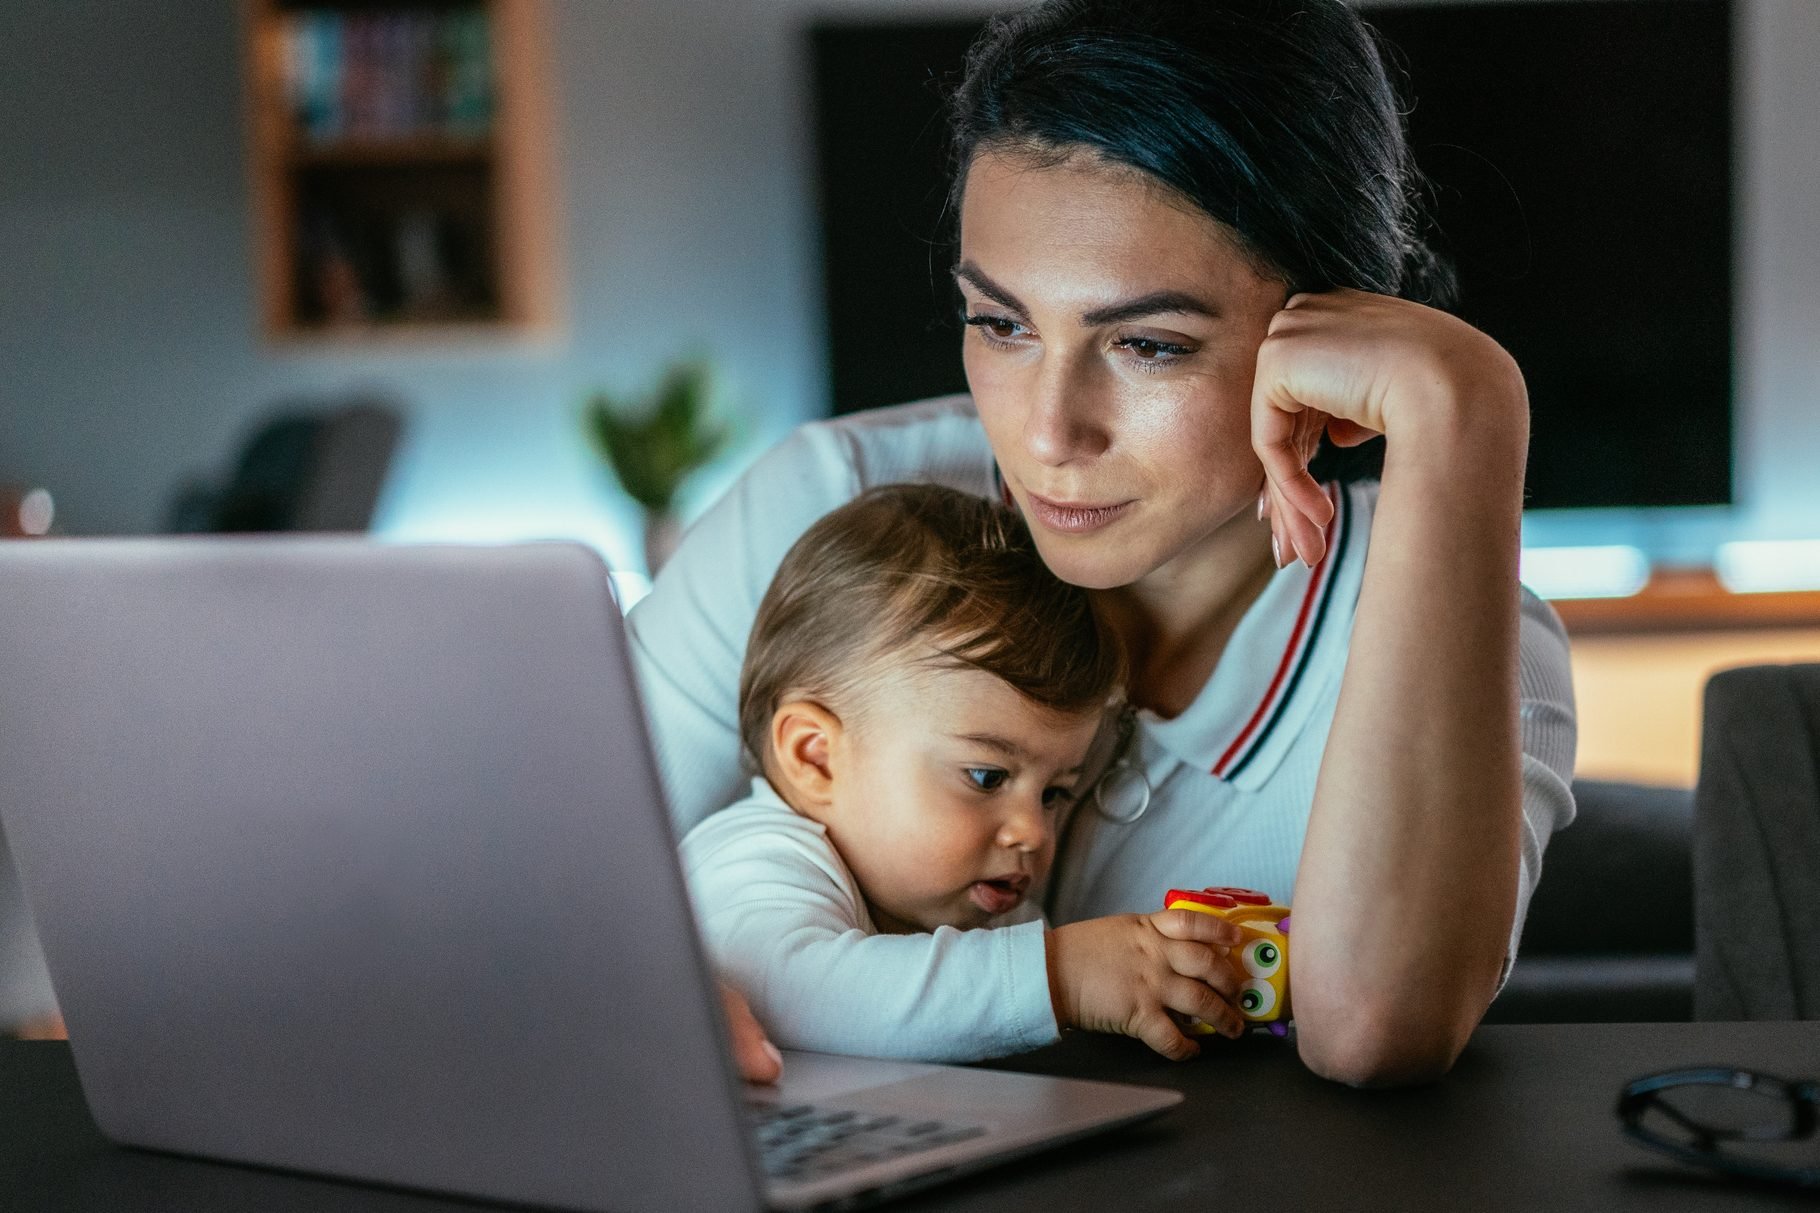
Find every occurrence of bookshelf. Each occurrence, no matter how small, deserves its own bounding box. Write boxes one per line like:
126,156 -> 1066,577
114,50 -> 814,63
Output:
243,0 -> 559,343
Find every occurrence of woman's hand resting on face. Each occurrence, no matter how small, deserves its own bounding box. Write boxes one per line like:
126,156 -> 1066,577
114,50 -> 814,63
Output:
1251,288 -> 1529,569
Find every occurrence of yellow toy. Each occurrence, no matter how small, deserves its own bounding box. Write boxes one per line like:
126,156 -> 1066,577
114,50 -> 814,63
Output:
1162,887 -> 1291,1038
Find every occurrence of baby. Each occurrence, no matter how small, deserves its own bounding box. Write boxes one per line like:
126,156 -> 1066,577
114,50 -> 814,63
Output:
679,483 -> 1246,1063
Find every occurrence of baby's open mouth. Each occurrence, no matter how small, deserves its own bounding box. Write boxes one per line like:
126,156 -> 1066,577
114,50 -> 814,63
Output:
968,875 -> 1030,916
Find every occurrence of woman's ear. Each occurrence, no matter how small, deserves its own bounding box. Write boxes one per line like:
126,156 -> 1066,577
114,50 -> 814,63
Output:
769,700 -> 843,812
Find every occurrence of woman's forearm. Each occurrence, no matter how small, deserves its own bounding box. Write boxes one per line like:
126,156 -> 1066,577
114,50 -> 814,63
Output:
1290,380 -> 1530,1086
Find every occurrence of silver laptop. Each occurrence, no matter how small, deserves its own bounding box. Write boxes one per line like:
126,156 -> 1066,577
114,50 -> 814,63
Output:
0,538 -> 1180,1212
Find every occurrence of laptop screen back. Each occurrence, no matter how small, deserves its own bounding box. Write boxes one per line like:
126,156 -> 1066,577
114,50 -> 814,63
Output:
0,539 -> 764,1212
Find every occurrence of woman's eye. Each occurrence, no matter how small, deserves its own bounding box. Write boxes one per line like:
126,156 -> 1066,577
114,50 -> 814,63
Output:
1114,335 -> 1192,370
965,768 -> 1008,792
963,313 -> 1027,346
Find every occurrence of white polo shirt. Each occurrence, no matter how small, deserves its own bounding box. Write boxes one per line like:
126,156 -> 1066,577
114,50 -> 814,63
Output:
631,395 -> 1577,992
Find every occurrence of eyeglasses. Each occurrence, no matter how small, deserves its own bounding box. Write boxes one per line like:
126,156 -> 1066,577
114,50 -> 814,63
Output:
1617,1067 -> 1820,1190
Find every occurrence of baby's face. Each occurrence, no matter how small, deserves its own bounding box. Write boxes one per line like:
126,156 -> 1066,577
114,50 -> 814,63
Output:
820,662 -> 1104,933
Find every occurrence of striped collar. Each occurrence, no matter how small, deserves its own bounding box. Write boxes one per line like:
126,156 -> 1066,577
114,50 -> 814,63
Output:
1138,480 -> 1369,791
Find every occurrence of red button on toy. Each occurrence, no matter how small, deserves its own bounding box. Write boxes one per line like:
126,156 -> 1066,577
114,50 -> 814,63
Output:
1202,886 -> 1271,905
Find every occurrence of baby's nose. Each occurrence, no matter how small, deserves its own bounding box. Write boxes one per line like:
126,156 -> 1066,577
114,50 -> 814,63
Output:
998,804 -> 1051,851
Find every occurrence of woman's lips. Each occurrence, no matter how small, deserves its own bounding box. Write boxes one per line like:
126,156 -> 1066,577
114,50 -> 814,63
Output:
1023,491 -> 1135,536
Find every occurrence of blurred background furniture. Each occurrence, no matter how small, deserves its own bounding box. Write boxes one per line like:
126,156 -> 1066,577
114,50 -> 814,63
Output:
1693,663 -> 1820,1021
1488,779 -> 1695,1024
167,402 -> 402,533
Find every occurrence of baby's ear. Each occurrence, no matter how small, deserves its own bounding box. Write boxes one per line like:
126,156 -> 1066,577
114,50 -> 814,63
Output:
770,700 -> 841,809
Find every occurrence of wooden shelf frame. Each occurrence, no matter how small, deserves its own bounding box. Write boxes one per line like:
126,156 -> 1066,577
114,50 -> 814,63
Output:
242,0 -> 563,344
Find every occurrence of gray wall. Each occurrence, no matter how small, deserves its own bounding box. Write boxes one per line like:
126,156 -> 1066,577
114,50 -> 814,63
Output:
0,0 -> 840,572
3,0 -> 1816,566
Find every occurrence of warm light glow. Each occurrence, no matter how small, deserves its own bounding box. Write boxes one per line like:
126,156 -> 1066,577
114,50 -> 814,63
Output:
1715,540 -> 1820,594
1519,545 -> 1651,600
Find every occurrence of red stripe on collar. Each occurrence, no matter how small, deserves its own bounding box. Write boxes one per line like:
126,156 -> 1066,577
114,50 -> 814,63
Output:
1211,482 -> 1342,777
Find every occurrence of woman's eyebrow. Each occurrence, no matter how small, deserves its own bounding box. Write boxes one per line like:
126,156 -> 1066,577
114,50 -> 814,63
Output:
1079,290 -> 1221,326
953,261 -> 1220,326
952,262 -> 1029,318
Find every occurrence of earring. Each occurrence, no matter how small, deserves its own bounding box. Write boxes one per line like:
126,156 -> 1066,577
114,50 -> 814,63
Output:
1092,758 -> 1151,824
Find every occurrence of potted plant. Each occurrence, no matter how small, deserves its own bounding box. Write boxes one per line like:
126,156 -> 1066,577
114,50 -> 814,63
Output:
583,361 -> 729,573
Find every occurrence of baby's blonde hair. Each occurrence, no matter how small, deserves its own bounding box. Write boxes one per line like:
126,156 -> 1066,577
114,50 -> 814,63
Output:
738,483 -> 1122,771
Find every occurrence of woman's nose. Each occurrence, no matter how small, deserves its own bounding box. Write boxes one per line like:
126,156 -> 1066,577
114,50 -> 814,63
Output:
1020,357 -> 1110,468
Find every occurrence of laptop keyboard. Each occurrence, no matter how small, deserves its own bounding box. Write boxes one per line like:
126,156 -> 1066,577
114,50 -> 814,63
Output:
748,1101 -> 987,1184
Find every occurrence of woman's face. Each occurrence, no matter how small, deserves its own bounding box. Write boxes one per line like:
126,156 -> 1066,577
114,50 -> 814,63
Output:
956,149 -> 1289,590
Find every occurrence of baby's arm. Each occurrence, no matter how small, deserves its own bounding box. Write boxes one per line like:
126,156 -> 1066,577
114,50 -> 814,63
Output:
680,806 -> 1055,1063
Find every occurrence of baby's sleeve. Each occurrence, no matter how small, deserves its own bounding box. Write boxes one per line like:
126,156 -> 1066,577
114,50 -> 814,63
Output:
679,808 -> 1059,1063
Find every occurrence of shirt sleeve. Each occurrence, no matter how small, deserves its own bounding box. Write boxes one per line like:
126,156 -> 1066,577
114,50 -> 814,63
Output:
679,808 -> 1060,1064
1499,587 -> 1579,988
628,424 -> 862,838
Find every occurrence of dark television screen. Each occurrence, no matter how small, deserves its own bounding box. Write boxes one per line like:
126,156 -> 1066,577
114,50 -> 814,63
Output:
809,0 -> 1733,510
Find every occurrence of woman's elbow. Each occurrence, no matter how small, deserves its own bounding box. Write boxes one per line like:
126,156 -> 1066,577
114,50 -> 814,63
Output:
1293,1002 -> 1476,1088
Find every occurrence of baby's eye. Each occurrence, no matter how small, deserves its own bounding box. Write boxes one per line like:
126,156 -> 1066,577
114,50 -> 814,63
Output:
1041,785 -> 1076,809
965,768 -> 1008,792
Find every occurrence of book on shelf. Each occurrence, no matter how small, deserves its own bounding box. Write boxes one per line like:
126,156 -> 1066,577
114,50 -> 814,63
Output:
275,7 -> 495,146
296,204 -> 494,327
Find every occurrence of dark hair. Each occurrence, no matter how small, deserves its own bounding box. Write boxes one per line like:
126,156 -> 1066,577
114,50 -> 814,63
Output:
945,0 -> 1455,480
739,483 -> 1122,772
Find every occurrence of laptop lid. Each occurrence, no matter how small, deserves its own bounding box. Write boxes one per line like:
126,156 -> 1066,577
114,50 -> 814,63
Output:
0,538 -> 768,1212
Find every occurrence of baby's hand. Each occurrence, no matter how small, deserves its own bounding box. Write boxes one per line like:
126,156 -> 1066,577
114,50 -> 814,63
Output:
1045,910 -> 1248,1060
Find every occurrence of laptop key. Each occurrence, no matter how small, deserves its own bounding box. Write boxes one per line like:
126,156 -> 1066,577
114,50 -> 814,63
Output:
747,1102 -> 987,1182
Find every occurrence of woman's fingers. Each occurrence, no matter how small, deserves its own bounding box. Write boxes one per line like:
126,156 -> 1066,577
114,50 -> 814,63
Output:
719,983 -> 783,1084
1254,401 -> 1335,568
1325,416 -> 1381,448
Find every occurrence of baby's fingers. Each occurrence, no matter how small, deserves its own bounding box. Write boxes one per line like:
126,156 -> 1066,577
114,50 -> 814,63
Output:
1164,976 -> 1246,1041
1164,939 -> 1241,1002
1131,1006 -> 1201,1062
1149,908 -> 1242,948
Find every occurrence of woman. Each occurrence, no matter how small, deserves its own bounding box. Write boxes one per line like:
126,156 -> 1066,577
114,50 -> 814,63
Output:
636,0 -> 1575,1087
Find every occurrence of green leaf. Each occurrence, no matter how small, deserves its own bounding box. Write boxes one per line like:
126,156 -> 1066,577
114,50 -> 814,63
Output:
582,361 -> 729,514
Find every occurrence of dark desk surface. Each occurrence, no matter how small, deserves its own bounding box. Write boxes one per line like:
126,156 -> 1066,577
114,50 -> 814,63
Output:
6,1022 -> 1819,1212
